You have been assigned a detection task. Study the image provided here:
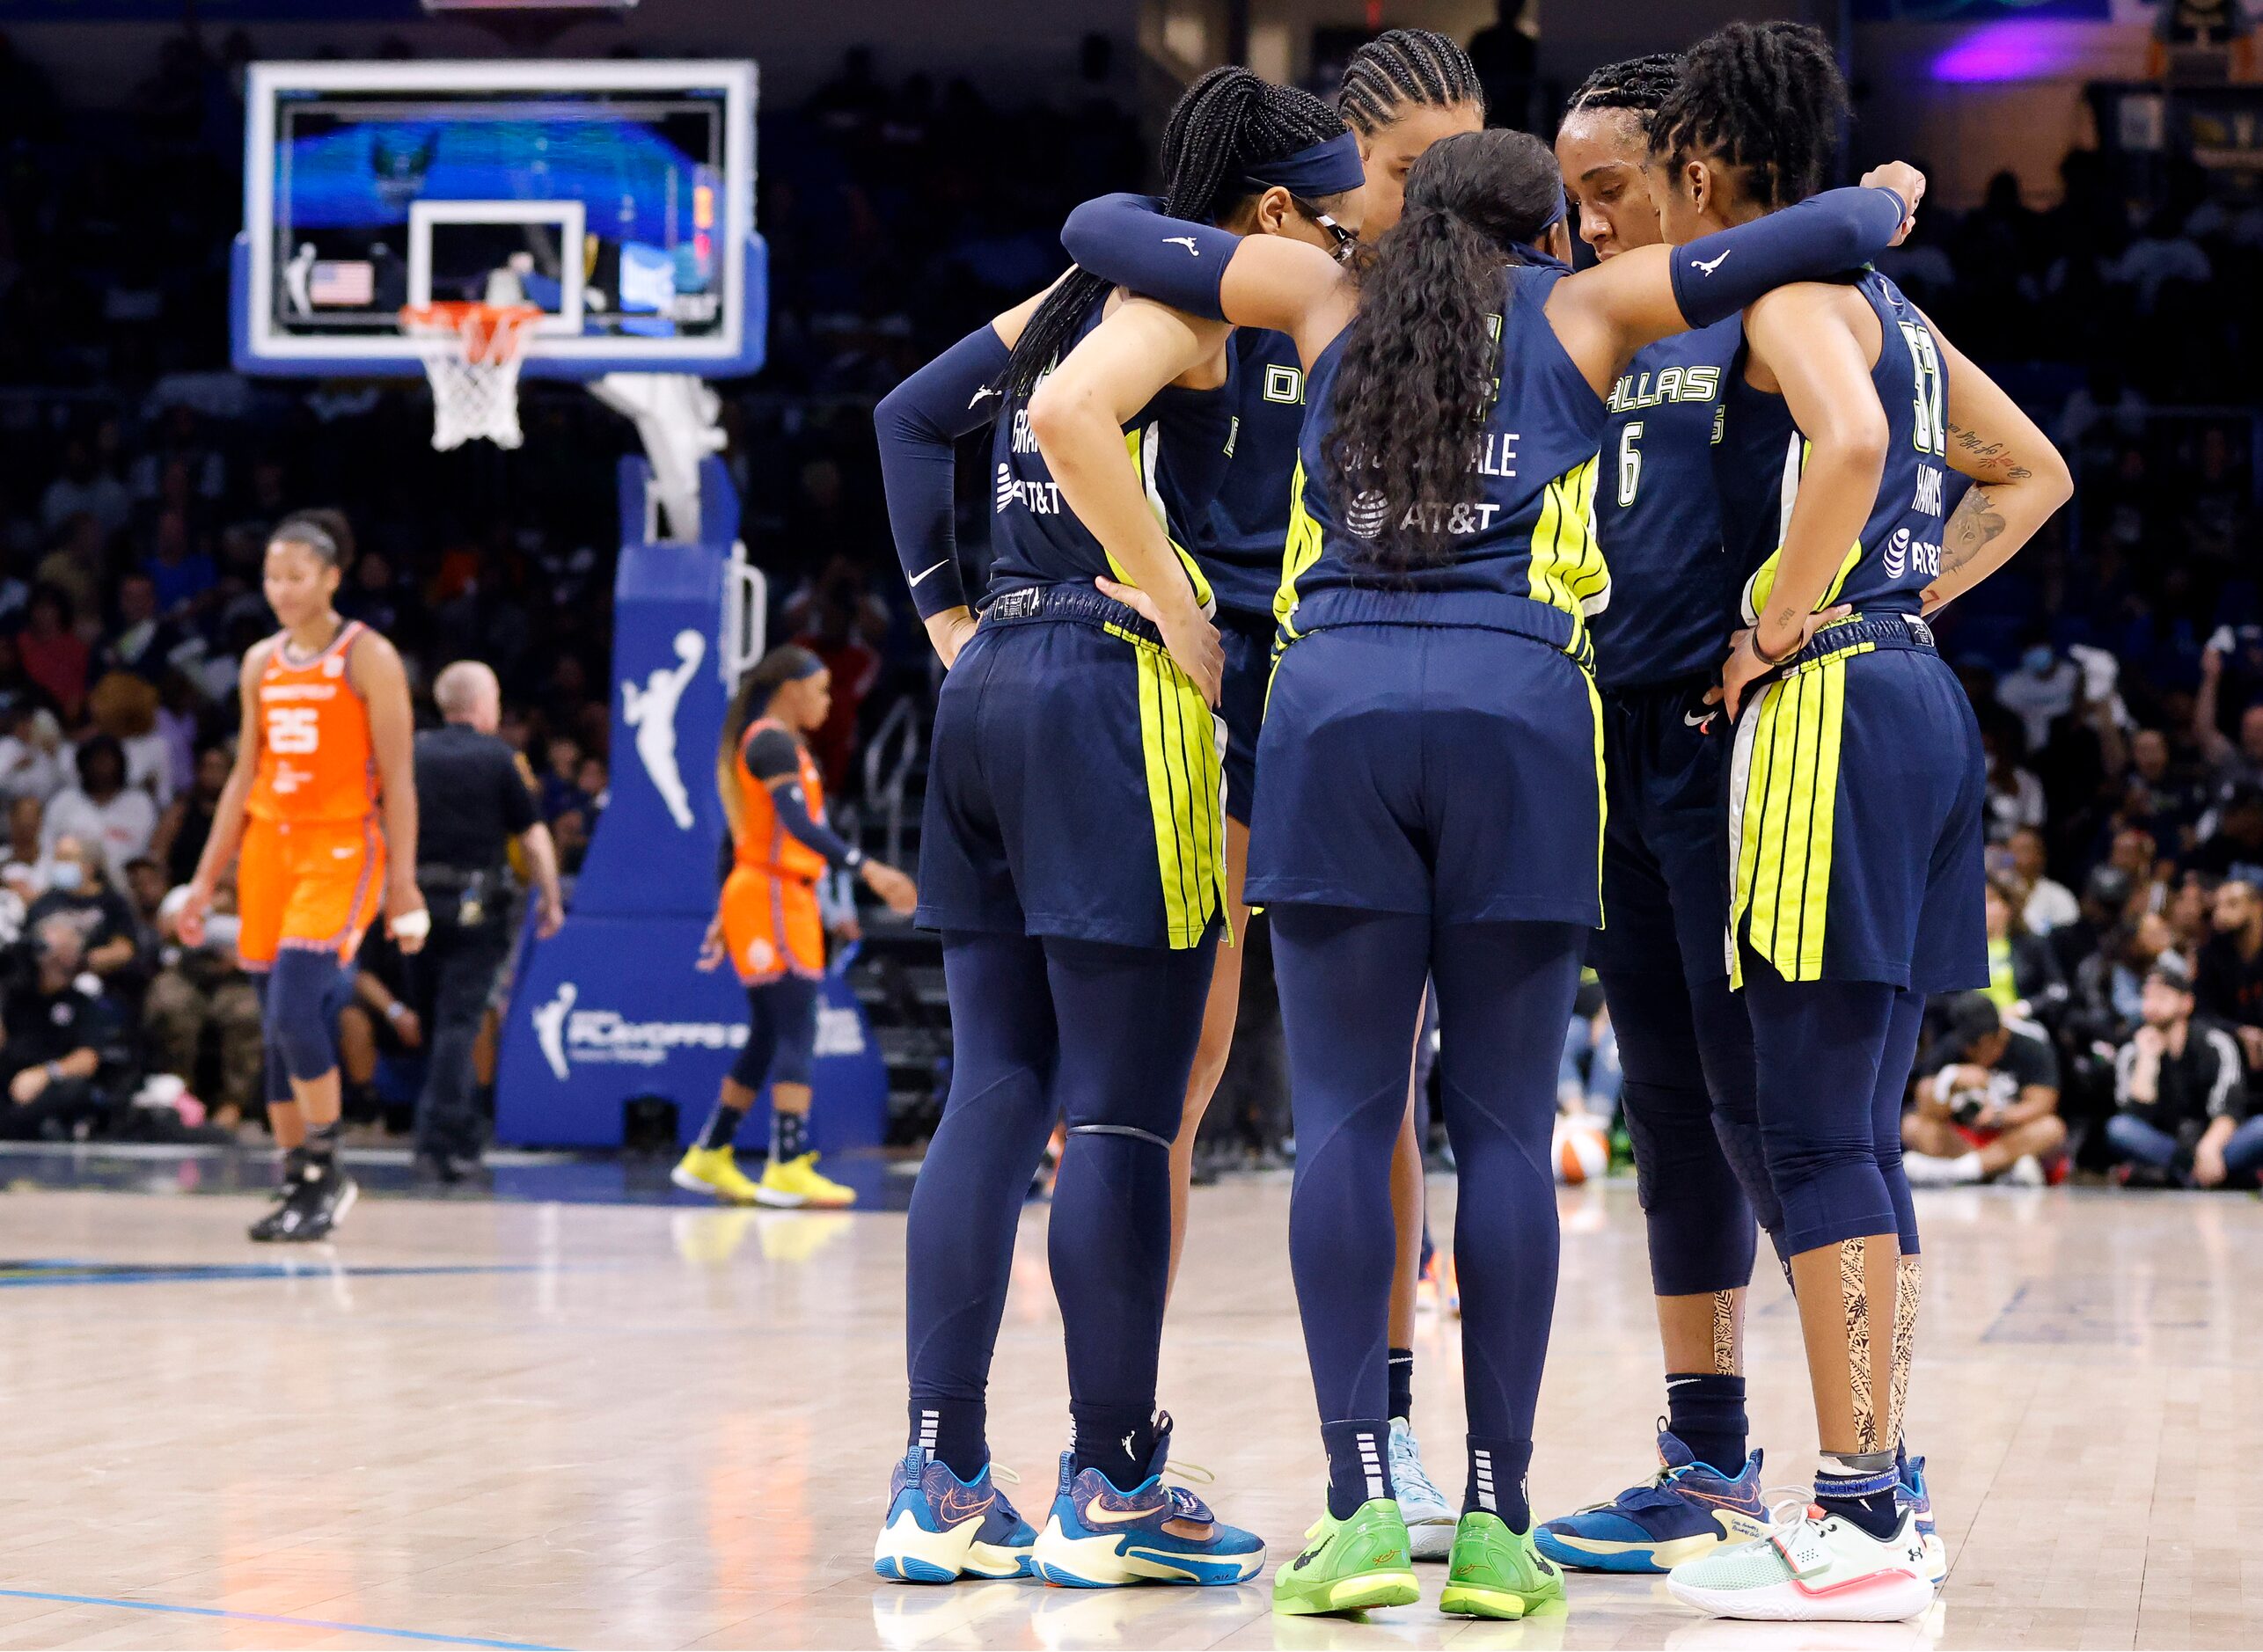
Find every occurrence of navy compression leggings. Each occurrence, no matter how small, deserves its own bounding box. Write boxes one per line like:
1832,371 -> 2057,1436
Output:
1741,952 -> 1923,1260
1273,905 -> 1582,1524
904,926 -> 1216,1486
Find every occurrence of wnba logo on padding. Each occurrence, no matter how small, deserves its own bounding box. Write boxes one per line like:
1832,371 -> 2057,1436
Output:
623,630 -> 705,830
532,980 -> 748,1080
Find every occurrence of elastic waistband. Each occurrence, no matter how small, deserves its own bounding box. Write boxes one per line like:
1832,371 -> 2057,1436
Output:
980,583 -> 1162,648
1783,610 -> 1937,673
1285,586 -> 1586,667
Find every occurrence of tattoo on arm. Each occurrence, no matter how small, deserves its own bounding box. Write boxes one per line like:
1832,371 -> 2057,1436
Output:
1940,483 -> 2008,575
1946,420 -> 2032,480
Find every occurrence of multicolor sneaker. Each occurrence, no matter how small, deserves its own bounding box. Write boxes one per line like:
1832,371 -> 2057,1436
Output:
872,1450 -> 1036,1583
670,1144 -> 761,1204
757,1151 -> 856,1208
1666,1502 -> 1935,1622
1535,1428 -> 1769,1573
1900,1454 -> 1946,1587
1439,1509 -> 1567,1619
1388,1418 -> 1455,1561
1031,1423 -> 1263,1588
1271,1501 -> 1419,1616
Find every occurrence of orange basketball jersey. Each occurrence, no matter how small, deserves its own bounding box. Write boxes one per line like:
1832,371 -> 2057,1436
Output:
732,717 -> 829,882
247,621 -> 377,824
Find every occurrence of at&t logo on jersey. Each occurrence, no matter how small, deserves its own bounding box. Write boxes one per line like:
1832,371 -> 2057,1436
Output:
993,463 -> 1063,516
1883,526 -> 1942,581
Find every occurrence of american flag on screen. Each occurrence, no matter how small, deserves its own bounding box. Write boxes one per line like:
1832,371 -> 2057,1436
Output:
309,261 -> 376,307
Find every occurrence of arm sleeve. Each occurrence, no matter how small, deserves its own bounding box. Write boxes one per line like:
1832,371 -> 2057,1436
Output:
874,323 -> 1014,619
743,728 -> 862,872
1668,185 -> 1910,329
1060,194 -> 1236,320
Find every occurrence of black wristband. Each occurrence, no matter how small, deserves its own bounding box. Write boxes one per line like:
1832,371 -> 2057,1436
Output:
1749,626 -> 1799,669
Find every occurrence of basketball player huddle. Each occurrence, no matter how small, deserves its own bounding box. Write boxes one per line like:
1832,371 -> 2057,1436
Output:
869,22 -> 2071,1626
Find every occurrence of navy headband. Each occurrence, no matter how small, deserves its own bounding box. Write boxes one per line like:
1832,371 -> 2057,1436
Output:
1240,131 -> 1366,199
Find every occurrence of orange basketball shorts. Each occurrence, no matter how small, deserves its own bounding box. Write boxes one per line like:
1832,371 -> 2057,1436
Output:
721,865 -> 824,985
238,815 -> 386,969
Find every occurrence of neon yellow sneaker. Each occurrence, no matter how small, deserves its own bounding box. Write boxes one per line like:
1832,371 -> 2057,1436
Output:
1271,1501 -> 1419,1617
1439,1509 -> 1567,1619
758,1151 -> 857,1209
670,1144 -> 762,1204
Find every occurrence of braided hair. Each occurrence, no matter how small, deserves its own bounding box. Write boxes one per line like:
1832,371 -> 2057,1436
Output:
1564,52 -> 1681,120
1647,23 -> 1848,210
1001,68 -> 1346,398
716,643 -> 824,841
1324,128 -> 1564,574
1337,28 -> 1484,135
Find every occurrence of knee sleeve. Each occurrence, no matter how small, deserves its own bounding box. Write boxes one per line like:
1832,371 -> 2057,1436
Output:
267,951 -> 343,1083
1685,969 -> 1784,1261
1745,961 -> 1902,1258
1601,969 -> 1757,1298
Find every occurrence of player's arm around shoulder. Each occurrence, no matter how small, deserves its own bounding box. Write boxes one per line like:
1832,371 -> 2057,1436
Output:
347,629 -> 428,950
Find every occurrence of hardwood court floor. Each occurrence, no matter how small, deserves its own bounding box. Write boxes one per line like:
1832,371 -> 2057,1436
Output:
0,1169 -> 2256,1650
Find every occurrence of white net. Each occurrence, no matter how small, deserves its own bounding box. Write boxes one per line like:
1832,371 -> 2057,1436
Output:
400,302 -> 543,451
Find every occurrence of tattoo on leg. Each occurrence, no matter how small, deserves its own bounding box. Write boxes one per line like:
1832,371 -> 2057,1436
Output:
1840,1239 -> 1878,1453
1711,1290 -> 1738,1375
1891,1254 -> 1922,1446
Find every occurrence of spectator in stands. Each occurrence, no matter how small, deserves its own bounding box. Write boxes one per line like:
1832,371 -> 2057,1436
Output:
0,707 -> 63,803
1904,993 -> 2066,1185
2195,629 -> 2263,791
2169,869 -> 2220,958
2196,877 -> 2263,1071
87,672 -> 171,803
2189,785 -> 2263,885
39,437 -> 129,539
2108,955 -> 2256,1187
1996,633 -> 2082,754
18,585 -> 89,723
2118,727 -> 2205,852
1983,871 -> 2067,1023
26,833 -> 143,994
2010,825 -> 2078,933
539,735 -> 587,822
0,635 -> 56,723
1984,726 -> 2047,840
145,506 -> 218,617
145,871 -> 261,1131
95,572 -> 181,685
2071,910 -> 2178,1050
1,796 -> 42,901
152,745 -> 227,888
41,735 -> 156,884
0,915 -> 128,1140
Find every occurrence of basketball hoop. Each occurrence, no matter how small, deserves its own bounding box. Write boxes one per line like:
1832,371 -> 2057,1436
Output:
399,301 -> 544,450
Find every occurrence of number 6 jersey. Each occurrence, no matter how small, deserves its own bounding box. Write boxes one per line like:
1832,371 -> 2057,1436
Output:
247,620 -> 377,824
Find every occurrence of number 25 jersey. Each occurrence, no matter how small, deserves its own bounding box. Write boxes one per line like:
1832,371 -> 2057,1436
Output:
247,621 -> 378,824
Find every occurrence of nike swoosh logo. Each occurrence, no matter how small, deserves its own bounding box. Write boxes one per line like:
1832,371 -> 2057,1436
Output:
1666,1375 -> 1700,1387
909,559 -> 951,588
1693,249 -> 1732,275
967,386 -> 1000,408
1682,710 -> 1717,730
1080,1495 -> 1153,1528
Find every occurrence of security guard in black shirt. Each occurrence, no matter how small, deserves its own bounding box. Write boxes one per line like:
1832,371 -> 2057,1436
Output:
412,661 -> 565,1178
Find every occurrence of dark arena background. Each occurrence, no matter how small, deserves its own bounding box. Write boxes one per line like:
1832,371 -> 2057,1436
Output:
0,0 -> 2255,1646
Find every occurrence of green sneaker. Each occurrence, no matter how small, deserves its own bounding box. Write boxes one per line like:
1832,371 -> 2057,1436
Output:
1271,1500 -> 1421,1617
1439,1509 -> 1568,1619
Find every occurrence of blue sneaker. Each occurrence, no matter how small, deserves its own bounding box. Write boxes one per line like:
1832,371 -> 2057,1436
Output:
872,1450 -> 1036,1583
1534,1428 -> 1770,1574
1900,1452 -> 1946,1587
1030,1418 -> 1264,1587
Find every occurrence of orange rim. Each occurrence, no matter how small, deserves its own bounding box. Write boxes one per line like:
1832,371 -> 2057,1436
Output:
399,302 -> 544,365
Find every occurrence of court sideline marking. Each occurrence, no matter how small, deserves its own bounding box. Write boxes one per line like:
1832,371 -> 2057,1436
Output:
0,1587 -> 561,1649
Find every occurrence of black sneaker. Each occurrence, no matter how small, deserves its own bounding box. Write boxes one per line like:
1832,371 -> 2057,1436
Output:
248,1150 -> 310,1242
292,1157 -> 359,1241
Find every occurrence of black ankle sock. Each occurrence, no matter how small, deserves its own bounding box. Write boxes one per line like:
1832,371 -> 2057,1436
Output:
699,1104 -> 744,1152
1666,1371 -> 1748,1474
1816,1452 -> 1902,1540
1387,1348 -> 1414,1422
908,1400 -> 987,1483
1321,1419 -> 1393,1519
304,1123 -> 340,1166
1071,1405 -> 1154,1491
1464,1436 -> 1533,1528
773,1107 -> 809,1162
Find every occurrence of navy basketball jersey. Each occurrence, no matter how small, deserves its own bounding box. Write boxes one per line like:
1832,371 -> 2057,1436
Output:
1589,318 -> 1740,691
1193,329 -> 1307,622
1278,261 -> 1611,662
1716,270 -> 1951,625
985,293 -> 1234,613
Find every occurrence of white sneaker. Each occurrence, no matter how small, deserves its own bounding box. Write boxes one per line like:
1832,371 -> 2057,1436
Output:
2003,1154 -> 2046,1187
1666,1502 -> 1935,1622
1388,1417 -> 1456,1561
1902,1151 -> 1981,1188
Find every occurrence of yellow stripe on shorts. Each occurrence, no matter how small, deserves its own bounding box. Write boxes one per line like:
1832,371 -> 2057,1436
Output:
1133,639 -> 1227,950
1726,645 -> 1870,987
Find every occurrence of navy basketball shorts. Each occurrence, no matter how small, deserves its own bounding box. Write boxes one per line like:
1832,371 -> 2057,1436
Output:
1215,611 -> 1273,829
917,586 -> 1228,952
1726,624 -> 1988,993
1591,678 -> 1734,982
1246,623 -> 1604,925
